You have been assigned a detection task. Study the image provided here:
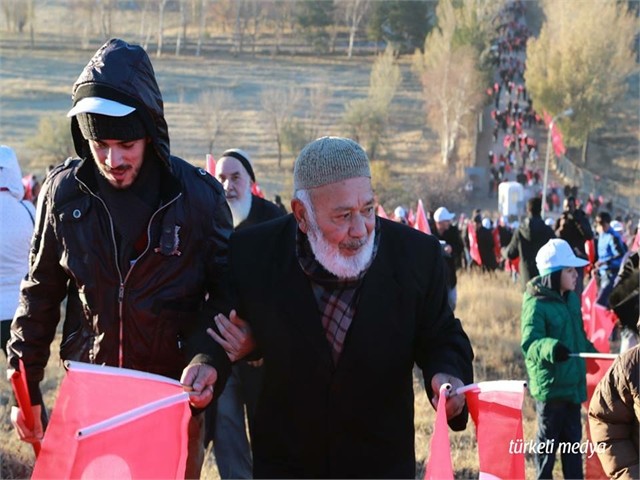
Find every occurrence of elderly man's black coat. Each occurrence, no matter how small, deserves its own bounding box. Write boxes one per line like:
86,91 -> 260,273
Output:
230,215 -> 474,479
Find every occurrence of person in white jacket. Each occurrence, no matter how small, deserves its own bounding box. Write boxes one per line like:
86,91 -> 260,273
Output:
0,145 -> 35,356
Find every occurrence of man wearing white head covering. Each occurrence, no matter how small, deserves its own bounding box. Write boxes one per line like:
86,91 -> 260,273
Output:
209,148 -> 284,479
208,136 -> 473,478
0,146 -> 35,356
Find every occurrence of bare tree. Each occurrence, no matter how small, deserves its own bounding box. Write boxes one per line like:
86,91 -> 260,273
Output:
413,0 -> 484,166
336,0 -> 370,59
196,0 -> 207,56
1,0 -> 27,32
156,0 -> 169,57
137,0 -> 153,48
261,87 -> 302,168
98,0 -> 115,40
68,0 -> 94,48
198,89 -> 235,155
263,0 -> 296,55
343,46 -> 401,160
175,0 -> 188,56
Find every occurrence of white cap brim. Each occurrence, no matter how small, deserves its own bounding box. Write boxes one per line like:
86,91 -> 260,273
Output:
434,213 -> 455,222
67,97 -> 135,118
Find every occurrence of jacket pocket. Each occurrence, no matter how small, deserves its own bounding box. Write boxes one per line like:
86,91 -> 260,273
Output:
60,325 -> 93,362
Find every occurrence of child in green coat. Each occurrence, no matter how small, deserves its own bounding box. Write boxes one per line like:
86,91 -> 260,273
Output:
521,238 -> 597,479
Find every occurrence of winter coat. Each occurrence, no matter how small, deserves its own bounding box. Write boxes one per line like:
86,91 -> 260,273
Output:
8,39 -> 233,403
588,346 -> 640,480
503,215 -> 555,287
0,146 -> 35,321
596,227 -> 627,276
521,275 -> 597,403
433,225 -> 465,287
554,208 -> 593,257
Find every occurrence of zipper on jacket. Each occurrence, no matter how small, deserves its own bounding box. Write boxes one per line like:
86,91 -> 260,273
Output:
77,177 -> 181,368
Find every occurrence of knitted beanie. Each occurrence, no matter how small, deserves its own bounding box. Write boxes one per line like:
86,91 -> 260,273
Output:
77,111 -> 146,141
293,136 -> 370,191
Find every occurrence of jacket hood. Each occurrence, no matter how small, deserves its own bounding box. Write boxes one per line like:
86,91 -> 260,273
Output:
69,38 -> 170,169
0,145 -> 25,200
526,274 -> 564,302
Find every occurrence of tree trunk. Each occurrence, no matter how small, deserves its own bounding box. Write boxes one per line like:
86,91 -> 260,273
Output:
176,0 -> 186,56
581,133 -> 589,166
157,0 -> 167,58
196,0 -> 206,56
347,26 -> 356,59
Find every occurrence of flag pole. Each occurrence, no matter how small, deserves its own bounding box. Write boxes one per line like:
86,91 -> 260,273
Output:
10,359 -> 41,456
569,352 -> 619,360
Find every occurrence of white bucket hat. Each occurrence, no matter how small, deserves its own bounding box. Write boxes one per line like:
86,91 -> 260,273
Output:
433,206 -> 455,222
536,238 -> 589,276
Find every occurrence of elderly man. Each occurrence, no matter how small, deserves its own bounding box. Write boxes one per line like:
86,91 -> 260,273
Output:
209,149 -> 284,479
210,136 -> 474,478
432,206 -> 464,311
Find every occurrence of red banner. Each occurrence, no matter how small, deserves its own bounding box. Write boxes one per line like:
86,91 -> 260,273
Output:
424,385 -> 453,480
414,199 -> 432,235
33,362 -> 191,479
464,381 -> 526,480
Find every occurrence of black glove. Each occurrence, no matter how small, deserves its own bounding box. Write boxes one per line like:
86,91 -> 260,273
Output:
553,343 -> 571,363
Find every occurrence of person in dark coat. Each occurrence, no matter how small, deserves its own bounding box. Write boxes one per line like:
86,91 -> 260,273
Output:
209,136 -> 474,478
477,217 -> 498,273
502,197 -> 555,289
432,206 -> 465,311
554,196 -> 593,296
208,148 -> 285,479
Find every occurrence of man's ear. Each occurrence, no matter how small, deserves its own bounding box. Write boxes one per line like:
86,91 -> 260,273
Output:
291,198 -> 308,233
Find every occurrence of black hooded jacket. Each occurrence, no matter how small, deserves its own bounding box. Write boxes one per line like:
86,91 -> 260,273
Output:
8,39 -> 233,403
502,215 -> 555,287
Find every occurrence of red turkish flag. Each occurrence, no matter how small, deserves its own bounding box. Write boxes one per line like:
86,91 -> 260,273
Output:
424,385 -> 453,480
251,182 -> 265,198
414,199 -> 432,235
376,204 -> 388,219
205,153 -> 216,176
32,362 -> 191,479
467,222 -> 482,266
464,381 -> 526,480
581,278 -> 617,353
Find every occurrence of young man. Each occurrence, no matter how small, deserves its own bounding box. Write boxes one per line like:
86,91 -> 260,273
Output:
210,136 -> 474,478
502,197 -> 555,289
7,38 -> 233,477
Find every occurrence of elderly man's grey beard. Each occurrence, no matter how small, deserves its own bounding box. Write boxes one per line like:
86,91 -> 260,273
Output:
306,212 -> 375,279
228,190 -> 253,228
